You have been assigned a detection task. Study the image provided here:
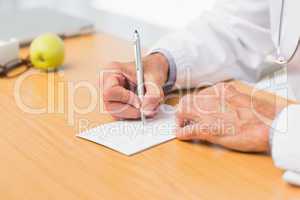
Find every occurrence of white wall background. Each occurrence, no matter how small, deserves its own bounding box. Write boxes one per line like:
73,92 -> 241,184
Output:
0,0 -> 215,46
91,0 -> 215,29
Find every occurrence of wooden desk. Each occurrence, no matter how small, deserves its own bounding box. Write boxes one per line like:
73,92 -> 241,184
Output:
0,34 -> 299,200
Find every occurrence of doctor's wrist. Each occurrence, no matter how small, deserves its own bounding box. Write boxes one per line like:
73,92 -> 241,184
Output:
147,49 -> 177,94
143,53 -> 169,88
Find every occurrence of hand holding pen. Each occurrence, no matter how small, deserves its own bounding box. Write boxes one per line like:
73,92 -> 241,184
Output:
102,31 -> 169,120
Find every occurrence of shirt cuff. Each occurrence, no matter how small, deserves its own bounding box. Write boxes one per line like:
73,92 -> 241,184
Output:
283,171 -> 300,186
148,48 -> 177,94
270,104 -> 300,186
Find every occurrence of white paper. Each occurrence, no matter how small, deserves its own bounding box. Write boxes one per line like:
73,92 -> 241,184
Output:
77,104 -> 176,156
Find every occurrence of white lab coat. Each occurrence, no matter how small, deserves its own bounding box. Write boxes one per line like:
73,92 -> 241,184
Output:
150,0 -> 300,186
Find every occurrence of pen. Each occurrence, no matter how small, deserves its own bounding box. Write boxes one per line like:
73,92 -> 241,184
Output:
133,30 -> 146,124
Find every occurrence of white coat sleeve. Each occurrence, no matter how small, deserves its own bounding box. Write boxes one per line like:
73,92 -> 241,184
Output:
149,0 -> 274,90
271,105 -> 300,186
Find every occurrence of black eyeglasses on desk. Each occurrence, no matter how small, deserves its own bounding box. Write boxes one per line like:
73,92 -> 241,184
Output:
0,59 -> 31,78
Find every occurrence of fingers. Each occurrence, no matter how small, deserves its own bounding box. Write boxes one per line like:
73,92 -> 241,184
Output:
103,85 -> 140,108
176,111 -> 199,128
176,121 -> 269,152
104,102 -> 140,120
176,122 -> 220,143
142,81 -> 164,117
176,92 -> 220,128
102,70 -> 142,119
210,122 -> 269,152
103,73 -> 140,108
102,72 -> 165,119
176,106 -> 239,140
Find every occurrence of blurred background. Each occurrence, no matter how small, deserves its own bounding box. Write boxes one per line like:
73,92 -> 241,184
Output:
0,0 -> 215,47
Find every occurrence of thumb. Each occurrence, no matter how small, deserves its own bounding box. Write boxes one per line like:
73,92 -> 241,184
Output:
142,81 -> 164,117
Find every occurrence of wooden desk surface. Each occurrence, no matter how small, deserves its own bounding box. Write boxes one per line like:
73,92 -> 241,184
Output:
0,34 -> 299,200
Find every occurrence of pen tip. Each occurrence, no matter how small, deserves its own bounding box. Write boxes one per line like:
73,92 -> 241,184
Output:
134,29 -> 138,34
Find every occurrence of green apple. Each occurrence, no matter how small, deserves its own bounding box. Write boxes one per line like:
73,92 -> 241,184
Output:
29,33 -> 65,71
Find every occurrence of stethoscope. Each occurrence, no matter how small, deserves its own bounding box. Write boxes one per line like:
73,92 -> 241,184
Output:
273,0 -> 300,65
